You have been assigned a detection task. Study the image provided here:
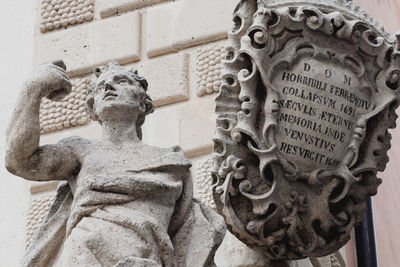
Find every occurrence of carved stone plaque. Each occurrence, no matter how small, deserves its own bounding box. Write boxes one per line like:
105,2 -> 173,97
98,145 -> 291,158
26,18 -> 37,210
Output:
275,58 -> 372,170
213,0 -> 400,260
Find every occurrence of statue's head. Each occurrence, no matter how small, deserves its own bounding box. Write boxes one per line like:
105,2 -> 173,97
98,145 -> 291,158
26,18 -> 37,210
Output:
86,61 -> 154,139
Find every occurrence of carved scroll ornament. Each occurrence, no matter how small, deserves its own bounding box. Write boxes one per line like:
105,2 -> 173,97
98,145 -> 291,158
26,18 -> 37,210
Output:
213,0 -> 400,260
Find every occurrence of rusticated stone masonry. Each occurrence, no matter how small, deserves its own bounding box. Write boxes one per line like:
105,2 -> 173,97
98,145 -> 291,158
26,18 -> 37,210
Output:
26,193 -> 56,247
39,77 -> 90,134
40,0 -> 94,33
195,158 -> 216,209
330,253 -> 345,267
196,44 -> 226,97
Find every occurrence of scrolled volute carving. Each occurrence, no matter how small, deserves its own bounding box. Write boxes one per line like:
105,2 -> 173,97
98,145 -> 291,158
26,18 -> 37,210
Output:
213,0 -> 400,260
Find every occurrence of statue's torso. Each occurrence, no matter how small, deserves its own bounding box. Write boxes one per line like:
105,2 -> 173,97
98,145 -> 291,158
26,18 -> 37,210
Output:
57,138 -> 190,266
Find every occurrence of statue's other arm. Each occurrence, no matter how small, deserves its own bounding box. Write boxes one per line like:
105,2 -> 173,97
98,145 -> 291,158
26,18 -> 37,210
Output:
5,61 -> 80,181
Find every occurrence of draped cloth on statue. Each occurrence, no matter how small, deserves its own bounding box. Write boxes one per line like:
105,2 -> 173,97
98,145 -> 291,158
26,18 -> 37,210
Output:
23,146 -> 226,267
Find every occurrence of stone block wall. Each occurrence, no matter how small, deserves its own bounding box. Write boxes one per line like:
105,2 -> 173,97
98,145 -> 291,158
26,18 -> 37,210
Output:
26,0 -> 357,266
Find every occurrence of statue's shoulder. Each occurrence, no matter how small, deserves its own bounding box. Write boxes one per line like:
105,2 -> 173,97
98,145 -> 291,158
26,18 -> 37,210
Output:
57,135 -> 92,156
165,145 -> 191,167
139,144 -> 192,170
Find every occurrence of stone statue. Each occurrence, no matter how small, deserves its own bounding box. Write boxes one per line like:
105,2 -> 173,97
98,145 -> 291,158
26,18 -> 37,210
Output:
5,61 -> 226,267
213,0 -> 400,261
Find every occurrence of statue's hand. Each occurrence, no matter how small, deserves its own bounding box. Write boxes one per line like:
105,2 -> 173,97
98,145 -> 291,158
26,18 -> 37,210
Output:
27,60 -> 72,101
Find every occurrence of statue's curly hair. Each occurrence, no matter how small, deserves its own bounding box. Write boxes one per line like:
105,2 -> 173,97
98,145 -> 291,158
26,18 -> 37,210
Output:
85,61 -> 154,140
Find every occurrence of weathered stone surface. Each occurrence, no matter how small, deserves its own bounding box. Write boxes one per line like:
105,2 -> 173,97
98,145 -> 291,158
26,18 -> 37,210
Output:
39,121 -> 102,146
34,12 -> 141,77
145,0 -> 232,57
98,0 -> 170,18
194,158 -> 216,210
30,181 -> 59,194
39,0 -> 94,33
133,53 -> 189,107
215,231 -> 346,267
193,155 -> 347,266
196,44 -> 226,97
142,105 -> 180,148
213,0 -> 400,260
143,97 -> 215,156
215,232 -> 271,267
26,193 -> 56,247
6,61 -> 225,266
179,97 -> 215,158
38,53 -> 189,135
40,77 -> 90,134
329,252 -> 346,267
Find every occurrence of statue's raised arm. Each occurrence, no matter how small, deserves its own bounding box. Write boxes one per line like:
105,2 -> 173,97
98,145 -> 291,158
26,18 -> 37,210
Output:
5,60 -> 80,181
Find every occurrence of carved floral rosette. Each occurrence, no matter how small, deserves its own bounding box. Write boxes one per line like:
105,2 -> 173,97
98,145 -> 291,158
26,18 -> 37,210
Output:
212,0 -> 400,260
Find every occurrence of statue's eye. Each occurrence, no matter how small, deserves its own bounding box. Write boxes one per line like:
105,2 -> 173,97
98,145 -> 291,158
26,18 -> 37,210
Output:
119,79 -> 129,84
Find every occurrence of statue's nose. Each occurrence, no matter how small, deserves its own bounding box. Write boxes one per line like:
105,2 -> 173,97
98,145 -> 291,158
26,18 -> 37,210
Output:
105,82 -> 115,91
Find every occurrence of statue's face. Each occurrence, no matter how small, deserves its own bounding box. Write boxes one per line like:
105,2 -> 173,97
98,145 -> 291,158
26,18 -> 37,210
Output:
92,69 -> 145,122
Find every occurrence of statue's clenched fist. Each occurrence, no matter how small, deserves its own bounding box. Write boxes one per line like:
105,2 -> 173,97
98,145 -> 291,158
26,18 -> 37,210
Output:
26,60 -> 72,101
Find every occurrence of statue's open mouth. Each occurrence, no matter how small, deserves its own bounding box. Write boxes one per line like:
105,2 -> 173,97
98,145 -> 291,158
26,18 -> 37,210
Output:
104,92 -> 118,99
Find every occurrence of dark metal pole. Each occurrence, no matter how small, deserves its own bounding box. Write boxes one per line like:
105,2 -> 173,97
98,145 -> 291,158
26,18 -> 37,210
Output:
354,196 -> 378,267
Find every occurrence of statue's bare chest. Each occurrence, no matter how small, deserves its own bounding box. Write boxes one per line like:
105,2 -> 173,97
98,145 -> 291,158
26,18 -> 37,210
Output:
80,147 -> 142,174
69,142 -> 185,199
73,141 -> 158,174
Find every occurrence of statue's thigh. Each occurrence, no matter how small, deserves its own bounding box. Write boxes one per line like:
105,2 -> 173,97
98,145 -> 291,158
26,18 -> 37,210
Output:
58,216 -> 153,266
